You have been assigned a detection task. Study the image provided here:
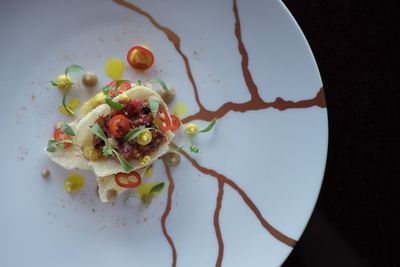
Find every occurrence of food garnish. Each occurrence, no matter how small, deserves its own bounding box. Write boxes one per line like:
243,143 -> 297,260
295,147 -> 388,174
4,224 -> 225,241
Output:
64,173 -> 85,193
81,72 -> 98,87
132,182 -> 165,206
163,152 -> 181,167
105,58 -> 125,80
127,46 -> 154,70
91,123 -> 134,172
173,102 -> 188,118
51,64 -> 84,116
115,171 -> 141,188
41,169 -> 50,178
46,123 -> 75,152
140,155 -> 151,166
46,63 -> 217,203
184,118 -> 217,153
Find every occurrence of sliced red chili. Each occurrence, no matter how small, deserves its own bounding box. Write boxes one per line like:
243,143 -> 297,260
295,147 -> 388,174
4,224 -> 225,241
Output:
170,115 -> 181,131
53,128 -> 72,148
108,81 -> 132,97
156,106 -> 172,132
115,171 -> 142,188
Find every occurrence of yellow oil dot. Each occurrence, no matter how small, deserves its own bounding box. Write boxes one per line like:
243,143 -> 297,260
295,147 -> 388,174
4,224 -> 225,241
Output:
140,155 -> 152,166
185,123 -> 198,135
173,102 -> 188,118
144,167 -> 154,177
105,58 -> 125,80
64,173 -> 85,193
59,98 -> 81,116
137,130 -> 152,146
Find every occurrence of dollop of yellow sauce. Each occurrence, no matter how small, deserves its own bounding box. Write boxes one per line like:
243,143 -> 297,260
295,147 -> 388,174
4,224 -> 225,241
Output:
185,123 -> 198,135
59,98 -> 80,116
105,58 -> 125,80
64,173 -> 85,193
173,102 -> 188,118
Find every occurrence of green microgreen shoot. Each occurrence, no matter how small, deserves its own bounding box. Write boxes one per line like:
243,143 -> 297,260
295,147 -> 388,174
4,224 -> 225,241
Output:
150,182 -> 165,194
105,96 -> 124,111
148,78 -> 169,91
61,123 -> 75,136
62,91 -> 74,115
46,139 -> 72,152
199,117 -> 217,133
124,127 -> 154,143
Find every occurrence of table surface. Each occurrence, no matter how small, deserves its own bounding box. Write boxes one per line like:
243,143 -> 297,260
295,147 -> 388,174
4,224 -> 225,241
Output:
281,1 -> 399,266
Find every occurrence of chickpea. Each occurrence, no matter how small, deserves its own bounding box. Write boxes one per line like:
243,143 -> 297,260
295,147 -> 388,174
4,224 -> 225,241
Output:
157,87 -> 176,104
81,72 -> 98,87
163,152 -> 181,167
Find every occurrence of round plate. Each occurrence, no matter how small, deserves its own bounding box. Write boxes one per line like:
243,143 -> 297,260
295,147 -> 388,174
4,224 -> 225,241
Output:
0,0 -> 327,266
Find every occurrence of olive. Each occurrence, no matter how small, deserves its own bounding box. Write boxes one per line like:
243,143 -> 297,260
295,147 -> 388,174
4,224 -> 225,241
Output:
157,87 -> 176,104
163,152 -> 181,167
81,72 -> 98,87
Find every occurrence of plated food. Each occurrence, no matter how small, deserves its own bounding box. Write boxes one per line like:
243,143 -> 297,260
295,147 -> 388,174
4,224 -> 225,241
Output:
46,48 -> 216,203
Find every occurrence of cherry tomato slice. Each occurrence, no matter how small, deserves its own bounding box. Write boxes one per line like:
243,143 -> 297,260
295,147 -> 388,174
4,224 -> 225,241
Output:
170,115 -> 181,131
127,46 -> 154,70
108,114 -> 130,138
53,128 -> 72,148
156,106 -> 172,132
115,171 -> 141,188
108,81 -> 132,97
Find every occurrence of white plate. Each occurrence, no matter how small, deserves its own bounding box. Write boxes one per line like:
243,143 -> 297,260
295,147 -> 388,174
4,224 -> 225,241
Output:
0,0 -> 327,266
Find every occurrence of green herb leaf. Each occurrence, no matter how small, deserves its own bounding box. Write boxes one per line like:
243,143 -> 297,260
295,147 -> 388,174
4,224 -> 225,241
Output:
124,127 -> 153,143
137,80 -> 142,86
149,99 -> 159,116
91,123 -> 108,142
46,139 -> 72,152
199,118 -> 217,133
190,145 -> 199,153
105,97 -> 124,111
102,146 -> 113,157
62,92 -> 74,116
61,124 -> 75,136
150,182 -> 165,194
51,80 -> 59,86
65,64 -> 84,77
113,149 -> 135,172
149,78 -> 169,91
102,85 -> 112,96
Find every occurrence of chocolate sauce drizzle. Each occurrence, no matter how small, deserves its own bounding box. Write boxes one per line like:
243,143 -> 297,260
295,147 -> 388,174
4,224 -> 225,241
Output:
162,160 -> 177,267
113,0 -> 326,266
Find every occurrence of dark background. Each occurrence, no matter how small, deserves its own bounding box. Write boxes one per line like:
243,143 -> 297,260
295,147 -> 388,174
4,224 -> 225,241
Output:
281,1 -> 399,266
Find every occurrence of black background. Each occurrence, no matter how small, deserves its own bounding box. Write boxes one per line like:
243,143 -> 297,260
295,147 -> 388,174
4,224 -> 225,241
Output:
281,1 -> 399,266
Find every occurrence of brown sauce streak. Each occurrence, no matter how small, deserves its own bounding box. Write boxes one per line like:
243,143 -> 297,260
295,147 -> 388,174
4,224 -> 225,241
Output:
176,146 -> 297,248
112,0 -> 326,265
161,161 -> 177,267
113,0 -> 206,112
182,0 -> 326,123
214,179 -> 225,267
